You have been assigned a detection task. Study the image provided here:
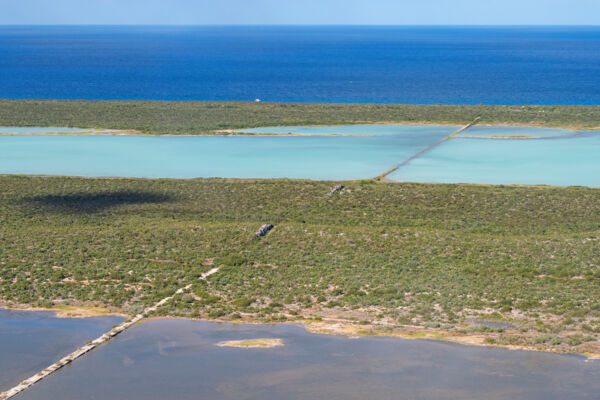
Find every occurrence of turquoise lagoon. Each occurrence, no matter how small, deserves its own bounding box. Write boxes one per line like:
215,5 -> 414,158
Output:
389,131 -> 600,187
0,126 -> 456,180
1,125 -> 600,186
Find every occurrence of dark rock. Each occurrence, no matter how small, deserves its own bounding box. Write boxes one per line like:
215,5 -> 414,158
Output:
255,224 -> 274,238
329,185 -> 345,196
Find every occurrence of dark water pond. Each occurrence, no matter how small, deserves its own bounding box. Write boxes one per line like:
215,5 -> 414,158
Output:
15,319 -> 600,400
0,308 -> 123,392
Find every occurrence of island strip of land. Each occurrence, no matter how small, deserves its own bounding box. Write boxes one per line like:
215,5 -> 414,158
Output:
215,339 -> 284,348
1,100 -> 599,134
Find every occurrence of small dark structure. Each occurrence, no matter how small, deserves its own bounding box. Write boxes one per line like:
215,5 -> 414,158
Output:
329,185 -> 345,196
255,224 -> 274,238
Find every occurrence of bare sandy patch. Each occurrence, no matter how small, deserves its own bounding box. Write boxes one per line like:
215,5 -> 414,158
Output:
215,338 -> 284,348
0,302 -> 125,319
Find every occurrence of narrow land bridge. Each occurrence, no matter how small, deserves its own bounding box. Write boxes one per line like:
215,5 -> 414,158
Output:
376,117 -> 480,180
0,267 -> 220,400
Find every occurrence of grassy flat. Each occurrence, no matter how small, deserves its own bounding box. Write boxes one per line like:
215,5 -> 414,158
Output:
1,100 -> 599,134
0,175 -> 599,355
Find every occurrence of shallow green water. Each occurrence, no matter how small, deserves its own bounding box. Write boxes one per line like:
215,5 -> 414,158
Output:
2,125 -> 600,185
0,126 -> 455,180
16,319 -> 600,400
0,308 -> 123,392
390,131 -> 600,186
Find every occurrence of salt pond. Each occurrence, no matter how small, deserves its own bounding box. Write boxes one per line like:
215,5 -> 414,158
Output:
244,125 -> 600,186
389,131 -> 600,186
0,126 -> 455,180
15,319 -> 600,400
0,308 -> 123,392
1,125 -> 600,186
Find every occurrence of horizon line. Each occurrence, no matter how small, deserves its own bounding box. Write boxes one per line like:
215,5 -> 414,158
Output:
1,23 -> 600,27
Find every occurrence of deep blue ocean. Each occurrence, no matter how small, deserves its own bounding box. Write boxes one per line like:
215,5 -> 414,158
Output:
1,25 -> 599,104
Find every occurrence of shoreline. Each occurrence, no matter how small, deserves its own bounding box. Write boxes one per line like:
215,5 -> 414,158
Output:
141,315 -> 600,360
2,305 -> 598,359
3,173 -> 598,190
1,122 -> 597,137
0,303 -> 126,319
0,131 -> 376,138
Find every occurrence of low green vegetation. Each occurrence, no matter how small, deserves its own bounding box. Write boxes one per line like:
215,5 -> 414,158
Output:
1,99 -> 599,134
1,176 -> 599,354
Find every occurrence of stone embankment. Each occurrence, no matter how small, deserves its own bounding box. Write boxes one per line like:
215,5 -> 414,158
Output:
376,117 -> 481,180
0,267 -> 219,400
444,116 -> 481,139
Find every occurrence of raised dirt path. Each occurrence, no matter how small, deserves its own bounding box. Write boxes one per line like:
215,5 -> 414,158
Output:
375,117 -> 480,180
0,267 -> 220,400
